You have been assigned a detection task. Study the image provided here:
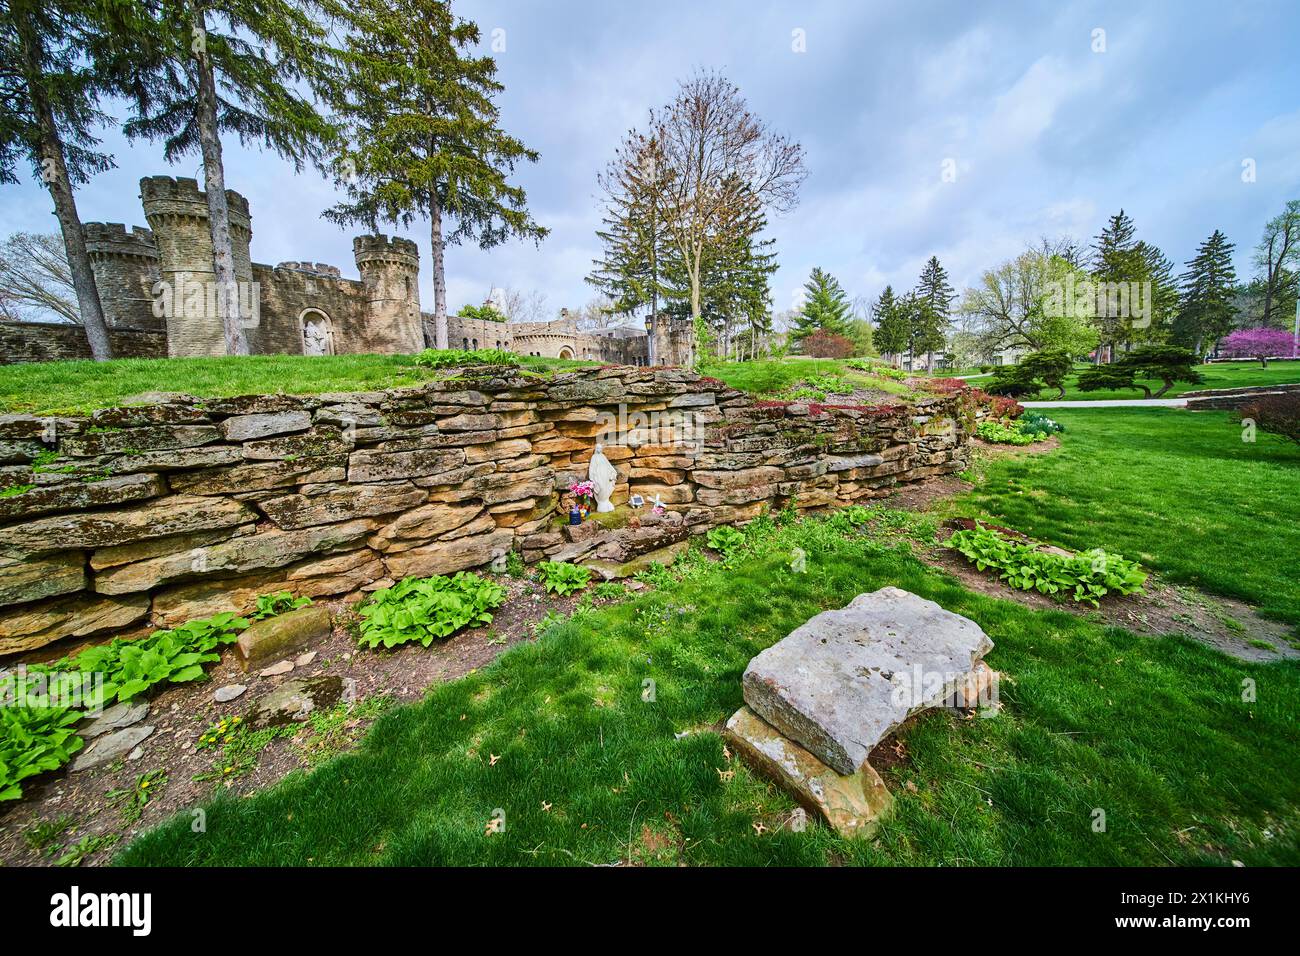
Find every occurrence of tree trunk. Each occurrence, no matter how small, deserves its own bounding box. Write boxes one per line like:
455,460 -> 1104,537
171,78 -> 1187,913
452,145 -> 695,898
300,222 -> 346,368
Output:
429,194 -> 448,350
192,8 -> 248,356
16,9 -> 112,360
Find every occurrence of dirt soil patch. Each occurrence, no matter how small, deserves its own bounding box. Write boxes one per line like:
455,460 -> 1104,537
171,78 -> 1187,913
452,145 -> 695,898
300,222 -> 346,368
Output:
0,575 -> 637,868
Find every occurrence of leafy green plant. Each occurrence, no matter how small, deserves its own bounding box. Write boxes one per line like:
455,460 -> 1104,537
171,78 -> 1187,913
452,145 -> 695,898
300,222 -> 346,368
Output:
24,814 -> 75,854
413,347 -> 516,368
0,699 -> 84,801
55,833 -> 119,867
197,715 -> 245,751
251,591 -> 313,620
358,572 -> 506,648
536,561 -> 592,596
706,525 -> 746,558
107,769 -> 168,825
948,526 -> 1147,606
59,612 -> 248,704
976,419 -> 1036,445
1017,411 -> 1065,438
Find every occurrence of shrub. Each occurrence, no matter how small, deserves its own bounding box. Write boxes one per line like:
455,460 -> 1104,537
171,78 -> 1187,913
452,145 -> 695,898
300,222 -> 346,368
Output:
413,348 -> 517,368
948,526 -> 1146,605
801,330 -> 855,358
706,525 -> 746,557
1238,393 -> 1300,447
986,349 -> 1074,399
1079,346 -> 1202,398
536,561 -> 592,596
358,572 -> 506,648
455,303 -> 508,323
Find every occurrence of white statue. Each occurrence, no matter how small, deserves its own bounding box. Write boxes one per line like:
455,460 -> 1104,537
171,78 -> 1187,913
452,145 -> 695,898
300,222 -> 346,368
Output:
588,443 -> 618,513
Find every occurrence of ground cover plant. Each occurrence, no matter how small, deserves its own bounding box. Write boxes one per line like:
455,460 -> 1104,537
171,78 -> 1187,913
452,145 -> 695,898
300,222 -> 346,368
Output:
941,407 -> 1300,627
976,419 -> 1036,445
947,525 -> 1147,605
118,508 -> 1299,867
536,560 -> 593,596
358,572 -> 507,648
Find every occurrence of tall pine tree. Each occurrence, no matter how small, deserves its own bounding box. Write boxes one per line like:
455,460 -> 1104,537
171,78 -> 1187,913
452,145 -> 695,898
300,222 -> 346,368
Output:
872,285 -> 909,360
0,0 -> 115,358
1174,230 -> 1237,358
790,267 -> 851,346
117,0 -> 340,355
1090,209 -> 1146,360
327,0 -> 546,349
912,255 -> 955,370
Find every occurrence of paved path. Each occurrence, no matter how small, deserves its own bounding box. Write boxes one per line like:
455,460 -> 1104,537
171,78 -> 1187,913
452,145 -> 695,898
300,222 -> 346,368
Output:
1022,398 -> 1188,408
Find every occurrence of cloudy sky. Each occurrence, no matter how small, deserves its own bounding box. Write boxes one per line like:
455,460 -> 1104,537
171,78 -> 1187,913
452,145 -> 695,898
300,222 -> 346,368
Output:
4,0 -> 1300,322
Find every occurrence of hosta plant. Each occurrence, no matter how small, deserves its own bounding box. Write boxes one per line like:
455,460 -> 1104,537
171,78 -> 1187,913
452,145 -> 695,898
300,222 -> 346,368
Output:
706,525 -> 746,557
948,526 -> 1146,606
359,572 -> 506,648
0,697 -> 84,802
251,591 -> 313,620
976,419 -> 1036,445
537,561 -> 592,596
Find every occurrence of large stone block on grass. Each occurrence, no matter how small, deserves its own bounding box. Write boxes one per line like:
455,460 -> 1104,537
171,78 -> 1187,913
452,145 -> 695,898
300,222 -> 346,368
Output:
724,706 -> 893,839
236,604 -> 332,671
742,586 -> 992,775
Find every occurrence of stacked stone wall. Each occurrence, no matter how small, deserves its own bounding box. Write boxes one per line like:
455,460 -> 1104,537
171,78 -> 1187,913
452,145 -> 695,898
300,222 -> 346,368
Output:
0,366 -> 971,657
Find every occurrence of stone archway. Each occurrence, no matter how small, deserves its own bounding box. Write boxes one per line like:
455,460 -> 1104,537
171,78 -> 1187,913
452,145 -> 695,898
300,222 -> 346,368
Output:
301,309 -> 334,356
558,346 -> 575,360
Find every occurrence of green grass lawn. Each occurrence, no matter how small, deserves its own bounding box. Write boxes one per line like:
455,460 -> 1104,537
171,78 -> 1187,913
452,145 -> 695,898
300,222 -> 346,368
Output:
941,407 -> 1300,628
0,353 -> 592,415
962,359 -> 1300,401
118,510 -> 1299,867
702,358 -> 917,400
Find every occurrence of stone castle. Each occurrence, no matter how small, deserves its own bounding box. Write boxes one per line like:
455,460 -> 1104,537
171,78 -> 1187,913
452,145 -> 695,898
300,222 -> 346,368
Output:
0,176 -> 695,366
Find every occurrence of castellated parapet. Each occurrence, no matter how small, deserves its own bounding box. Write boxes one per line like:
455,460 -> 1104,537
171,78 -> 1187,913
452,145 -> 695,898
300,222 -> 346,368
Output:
82,223 -> 162,331
140,176 -> 254,357
353,235 -> 424,354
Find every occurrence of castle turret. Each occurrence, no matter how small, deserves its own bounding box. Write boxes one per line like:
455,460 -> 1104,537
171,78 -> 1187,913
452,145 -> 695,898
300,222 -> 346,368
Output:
353,234 -> 423,353
139,176 -> 253,357
82,223 -> 161,330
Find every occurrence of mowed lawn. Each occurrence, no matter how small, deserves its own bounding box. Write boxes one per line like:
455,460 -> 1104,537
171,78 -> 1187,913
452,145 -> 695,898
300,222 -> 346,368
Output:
0,353 -> 591,416
119,511 -> 1300,867
943,407 -> 1300,628
960,358 -> 1300,401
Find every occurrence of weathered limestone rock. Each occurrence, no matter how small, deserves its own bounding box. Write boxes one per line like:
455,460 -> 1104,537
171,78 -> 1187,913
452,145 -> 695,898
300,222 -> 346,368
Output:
583,540 -> 690,580
368,502 -> 484,552
169,456 -> 346,495
0,472 -> 165,520
259,481 -> 425,530
61,424 -> 219,457
0,592 -> 148,654
219,410 -> 312,442
725,706 -> 893,839
0,551 -> 86,605
241,427 -> 350,461
81,702 -> 148,738
236,604 -> 332,671
107,445 -> 243,474
151,573 -> 284,628
627,482 -> 694,505
89,524 -> 255,570
383,529 -> 513,579
92,519 -> 373,594
691,466 -> 784,490
72,724 -> 155,771
284,548 -> 387,597
347,446 -> 466,483
0,494 -> 254,554
247,675 -> 351,729
742,586 -> 992,774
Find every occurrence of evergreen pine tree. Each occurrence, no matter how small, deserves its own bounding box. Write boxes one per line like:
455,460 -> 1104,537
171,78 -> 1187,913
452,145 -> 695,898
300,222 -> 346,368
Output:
790,267 -> 851,345
326,0 -> 546,349
115,0 -> 340,355
872,285 -> 909,359
1090,209 -> 1146,358
913,255 -> 955,370
1134,240 -> 1180,343
0,0 -> 116,358
1174,230 -> 1237,357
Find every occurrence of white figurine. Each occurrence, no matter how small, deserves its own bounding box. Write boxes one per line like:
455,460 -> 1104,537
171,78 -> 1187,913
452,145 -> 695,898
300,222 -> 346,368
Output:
588,443 -> 618,513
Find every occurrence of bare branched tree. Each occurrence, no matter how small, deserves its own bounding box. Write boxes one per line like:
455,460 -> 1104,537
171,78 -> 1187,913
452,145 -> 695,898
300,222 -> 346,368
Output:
0,231 -> 80,323
497,286 -> 550,324
650,70 -> 806,321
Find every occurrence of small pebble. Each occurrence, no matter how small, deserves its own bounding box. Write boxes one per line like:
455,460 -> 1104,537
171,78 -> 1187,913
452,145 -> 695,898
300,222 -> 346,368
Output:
294,651 -> 318,668
214,683 -> 247,703
259,660 -> 294,677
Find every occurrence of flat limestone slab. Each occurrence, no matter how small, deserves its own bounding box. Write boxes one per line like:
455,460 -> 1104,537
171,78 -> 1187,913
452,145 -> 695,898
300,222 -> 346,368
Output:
743,586 -> 992,774
724,707 -> 892,839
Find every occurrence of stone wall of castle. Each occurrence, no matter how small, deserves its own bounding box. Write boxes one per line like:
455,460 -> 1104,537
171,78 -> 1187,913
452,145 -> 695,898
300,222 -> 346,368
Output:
0,365 -> 971,658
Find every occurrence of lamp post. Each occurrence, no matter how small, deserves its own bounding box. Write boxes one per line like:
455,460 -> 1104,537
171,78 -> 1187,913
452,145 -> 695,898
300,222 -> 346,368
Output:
645,313 -> 656,367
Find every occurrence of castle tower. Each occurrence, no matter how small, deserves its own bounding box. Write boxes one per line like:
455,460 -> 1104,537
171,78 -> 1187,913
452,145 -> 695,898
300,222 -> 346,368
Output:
139,176 -> 253,357
353,235 -> 423,354
82,223 -> 162,330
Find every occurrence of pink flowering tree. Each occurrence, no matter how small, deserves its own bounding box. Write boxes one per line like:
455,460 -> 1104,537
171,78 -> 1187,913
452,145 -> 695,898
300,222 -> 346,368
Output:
1220,328 -> 1299,367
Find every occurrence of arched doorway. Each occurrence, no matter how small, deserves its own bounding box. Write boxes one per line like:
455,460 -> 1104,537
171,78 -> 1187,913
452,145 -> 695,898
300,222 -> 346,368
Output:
300,309 -> 334,356
558,346 -> 575,360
